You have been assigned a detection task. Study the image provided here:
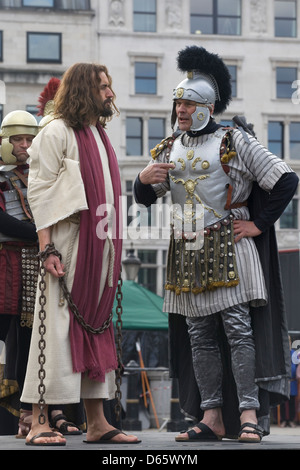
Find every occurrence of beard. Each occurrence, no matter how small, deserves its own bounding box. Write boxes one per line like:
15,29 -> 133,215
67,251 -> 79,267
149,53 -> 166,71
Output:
102,103 -> 113,118
93,98 -> 113,119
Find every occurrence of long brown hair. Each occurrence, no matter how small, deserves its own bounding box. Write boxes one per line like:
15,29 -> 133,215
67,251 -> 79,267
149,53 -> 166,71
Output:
54,62 -> 119,129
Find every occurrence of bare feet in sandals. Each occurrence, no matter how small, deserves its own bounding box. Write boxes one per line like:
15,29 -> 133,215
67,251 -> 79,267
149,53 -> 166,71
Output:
238,410 -> 263,443
50,410 -> 82,435
25,405 -> 66,446
26,425 -> 66,446
175,408 -> 225,442
85,425 -> 140,444
83,399 -> 141,444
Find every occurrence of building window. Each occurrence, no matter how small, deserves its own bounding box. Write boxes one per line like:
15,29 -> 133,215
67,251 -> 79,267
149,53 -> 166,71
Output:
148,118 -> 165,153
227,65 -> 237,97
126,117 -> 143,156
21,0 -> 90,8
27,32 -> 62,63
290,122 -> 300,160
138,249 -> 157,292
26,105 -> 41,123
135,62 -> 157,95
23,0 -> 54,6
275,0 -> 297,37
276,67 -> 297,98
126,116 -> 165,156
190,0 -> 241,35
268,121 -> 284,158
133,0 -> 156,32
219,119 -> 234,127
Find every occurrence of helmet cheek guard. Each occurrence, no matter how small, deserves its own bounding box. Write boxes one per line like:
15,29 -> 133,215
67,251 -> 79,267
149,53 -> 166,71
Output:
1,138 -> 17,164
191,105 -> 211,131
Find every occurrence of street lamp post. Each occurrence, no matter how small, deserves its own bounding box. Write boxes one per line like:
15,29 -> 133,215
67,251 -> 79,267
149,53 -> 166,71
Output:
122,246 -> 141,281
120,246 -> 143,430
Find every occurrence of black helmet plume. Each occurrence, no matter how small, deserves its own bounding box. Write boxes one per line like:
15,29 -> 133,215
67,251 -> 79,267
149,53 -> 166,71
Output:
177,45 -> 232,114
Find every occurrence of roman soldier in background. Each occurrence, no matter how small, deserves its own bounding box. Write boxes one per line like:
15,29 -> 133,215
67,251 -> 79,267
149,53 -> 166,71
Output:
0,110 -> 39,436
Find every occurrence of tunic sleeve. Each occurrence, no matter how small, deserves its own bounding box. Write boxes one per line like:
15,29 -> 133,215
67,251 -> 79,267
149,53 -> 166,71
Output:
27,119 -> 88,230
232,129 -> 294,191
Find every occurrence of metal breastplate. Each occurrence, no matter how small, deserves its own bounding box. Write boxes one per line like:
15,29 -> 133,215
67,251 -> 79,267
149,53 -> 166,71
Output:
169,129 -> 231,230
166,130 -> 239,296
0,167 -> 31,242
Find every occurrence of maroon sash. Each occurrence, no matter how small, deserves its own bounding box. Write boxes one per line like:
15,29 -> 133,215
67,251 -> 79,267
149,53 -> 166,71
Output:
70,124 -> 122,382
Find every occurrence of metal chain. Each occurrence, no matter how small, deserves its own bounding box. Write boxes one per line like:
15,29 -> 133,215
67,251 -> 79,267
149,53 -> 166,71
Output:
37,258 -> 47,425
114,275 -> 123,421
59,277 -> 113,335
36,243 -> 123,423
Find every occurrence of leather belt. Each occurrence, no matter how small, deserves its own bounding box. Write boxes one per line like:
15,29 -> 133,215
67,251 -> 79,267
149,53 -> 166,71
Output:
0,243 -> 22,251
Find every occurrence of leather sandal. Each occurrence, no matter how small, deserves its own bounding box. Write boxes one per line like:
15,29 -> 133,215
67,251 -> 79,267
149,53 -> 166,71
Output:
50,413 -> 82,435
26,431 -> 66,446
238,422 -> 264,443
175,422 -> 223,442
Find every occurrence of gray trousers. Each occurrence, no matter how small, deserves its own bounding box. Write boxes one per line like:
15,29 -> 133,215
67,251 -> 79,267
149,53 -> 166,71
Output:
186,303 -> 259,412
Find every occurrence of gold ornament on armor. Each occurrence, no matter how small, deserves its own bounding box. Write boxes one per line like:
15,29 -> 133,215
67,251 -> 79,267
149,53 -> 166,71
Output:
170,174 -> 222,219
172,152 -> 209,172
176,88 -> 184,98
187,149 -> 194,160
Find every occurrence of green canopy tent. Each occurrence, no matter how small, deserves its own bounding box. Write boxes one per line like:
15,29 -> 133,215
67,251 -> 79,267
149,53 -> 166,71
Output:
112,281 -> 170,427
112,280 -> 168,330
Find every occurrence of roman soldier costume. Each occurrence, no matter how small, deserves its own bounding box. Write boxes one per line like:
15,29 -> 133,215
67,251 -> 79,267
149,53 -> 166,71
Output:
134,46 -> 298,438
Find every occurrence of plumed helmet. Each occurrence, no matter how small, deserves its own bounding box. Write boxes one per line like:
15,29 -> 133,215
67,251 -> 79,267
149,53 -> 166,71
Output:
37,77 -> 60,117
0,110 -> 38,164
0,110 -> 38,138
172,46 -> 232,131
37,77 -> 60,130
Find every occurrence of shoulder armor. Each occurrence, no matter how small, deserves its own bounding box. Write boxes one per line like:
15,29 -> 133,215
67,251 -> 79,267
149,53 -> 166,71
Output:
150,136 -> 175,160
219,128 -> 236,164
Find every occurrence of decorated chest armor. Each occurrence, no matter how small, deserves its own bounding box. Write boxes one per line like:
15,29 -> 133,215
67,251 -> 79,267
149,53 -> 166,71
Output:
169,129 -> 231,230
165,130 -> 239,296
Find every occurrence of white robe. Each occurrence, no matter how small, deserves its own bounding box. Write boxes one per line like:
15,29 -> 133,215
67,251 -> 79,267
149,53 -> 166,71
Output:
21,119 -> 116,404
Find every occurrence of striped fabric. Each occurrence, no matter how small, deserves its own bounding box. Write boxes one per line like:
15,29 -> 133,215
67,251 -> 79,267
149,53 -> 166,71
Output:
151,129 -> 294,317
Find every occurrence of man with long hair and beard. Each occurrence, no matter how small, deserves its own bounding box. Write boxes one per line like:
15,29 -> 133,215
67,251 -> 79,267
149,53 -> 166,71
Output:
21,63 -> 140,446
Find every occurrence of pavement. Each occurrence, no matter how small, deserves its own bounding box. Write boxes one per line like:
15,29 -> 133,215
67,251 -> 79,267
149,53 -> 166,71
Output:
0,425 -> 300,459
